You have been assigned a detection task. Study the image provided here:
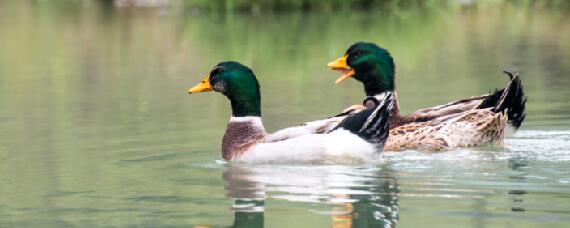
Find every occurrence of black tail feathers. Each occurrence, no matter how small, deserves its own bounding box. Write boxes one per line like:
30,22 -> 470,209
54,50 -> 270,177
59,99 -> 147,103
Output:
333,93 -> 394,149
478,71 -> 527,129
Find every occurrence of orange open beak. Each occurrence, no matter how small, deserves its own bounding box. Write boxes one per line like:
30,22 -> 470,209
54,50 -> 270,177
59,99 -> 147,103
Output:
327,55 -> 355,84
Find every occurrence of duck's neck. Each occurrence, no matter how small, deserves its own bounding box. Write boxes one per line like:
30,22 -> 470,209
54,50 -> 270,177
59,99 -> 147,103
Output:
228,86 -> 261,117
230,100 -> 261,117
222,116 -> 267,160
358,60 -> 395,97
363,80 -> 393,97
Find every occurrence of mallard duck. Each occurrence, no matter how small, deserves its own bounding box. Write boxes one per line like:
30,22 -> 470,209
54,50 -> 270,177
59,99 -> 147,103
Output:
326,42 -> 527,151
188,61 -> 393,161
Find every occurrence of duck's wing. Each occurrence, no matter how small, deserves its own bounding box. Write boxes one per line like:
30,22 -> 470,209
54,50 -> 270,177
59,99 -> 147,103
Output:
385,120 -> 444,151
240,100 -> 392,163
406,94 -> 489,120
386,72 -> 526,151
437,108 -> 509,148
386,108 -> 508,151
264,117 -> 346,143
332,93 -> 394,150
264,105 -> 366,143
246,98 -> 393,163
402,71 -> 526,128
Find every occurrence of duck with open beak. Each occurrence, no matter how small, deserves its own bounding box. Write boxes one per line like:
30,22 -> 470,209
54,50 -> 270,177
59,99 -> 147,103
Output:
327,55 -> 355,84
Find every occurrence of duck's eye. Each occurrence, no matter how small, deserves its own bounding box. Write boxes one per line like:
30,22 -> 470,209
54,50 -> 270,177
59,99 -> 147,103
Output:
353,50 -> 363,58
348,52 -> 359,60
348,51 -> 362,62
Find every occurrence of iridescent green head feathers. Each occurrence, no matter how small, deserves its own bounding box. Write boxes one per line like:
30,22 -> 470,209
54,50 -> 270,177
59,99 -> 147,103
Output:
189,62 -> 261,117
328,42 -> 396,96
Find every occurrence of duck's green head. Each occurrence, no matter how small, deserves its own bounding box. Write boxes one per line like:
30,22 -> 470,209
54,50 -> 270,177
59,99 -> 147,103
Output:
327,42 -> 395,96
188,62 -> 261,117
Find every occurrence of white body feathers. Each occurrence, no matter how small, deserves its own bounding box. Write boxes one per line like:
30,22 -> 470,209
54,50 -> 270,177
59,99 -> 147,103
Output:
228,117 -> 378,163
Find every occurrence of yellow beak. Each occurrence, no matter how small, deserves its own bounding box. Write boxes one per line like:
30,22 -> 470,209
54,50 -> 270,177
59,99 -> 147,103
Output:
327,55 -> 355,84
188,75 -> 213,94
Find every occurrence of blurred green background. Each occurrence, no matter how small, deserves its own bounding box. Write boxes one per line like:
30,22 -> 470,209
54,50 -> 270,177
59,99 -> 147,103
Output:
0,0 -> 569,227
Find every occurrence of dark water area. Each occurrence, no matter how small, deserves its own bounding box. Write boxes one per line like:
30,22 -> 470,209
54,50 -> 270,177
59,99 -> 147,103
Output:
0,1 -> 569,227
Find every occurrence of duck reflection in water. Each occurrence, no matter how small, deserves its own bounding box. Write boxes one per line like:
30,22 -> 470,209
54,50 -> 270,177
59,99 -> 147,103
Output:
223,164 -> 400,228
223,165 -> 265,228
508,156 -> 529,212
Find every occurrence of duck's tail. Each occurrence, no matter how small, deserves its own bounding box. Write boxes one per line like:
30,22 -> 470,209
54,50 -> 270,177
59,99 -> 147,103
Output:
478,71 -> 527,129
333,93 -> 394,149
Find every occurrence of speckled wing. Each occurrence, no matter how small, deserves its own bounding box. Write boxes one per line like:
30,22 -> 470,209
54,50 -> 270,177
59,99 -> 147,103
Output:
403,71 -> 526,127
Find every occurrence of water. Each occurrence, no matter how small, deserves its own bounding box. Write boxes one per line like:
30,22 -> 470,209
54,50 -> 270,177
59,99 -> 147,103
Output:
1,1 -> 570,227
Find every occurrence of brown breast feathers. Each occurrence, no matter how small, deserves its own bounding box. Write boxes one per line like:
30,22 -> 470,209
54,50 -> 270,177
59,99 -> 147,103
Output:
222,120 -> 266,160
